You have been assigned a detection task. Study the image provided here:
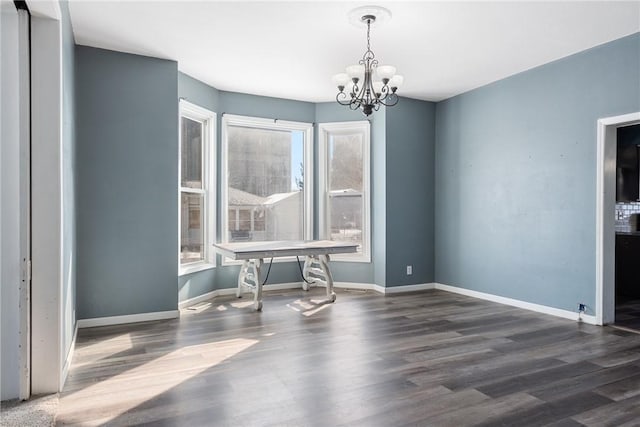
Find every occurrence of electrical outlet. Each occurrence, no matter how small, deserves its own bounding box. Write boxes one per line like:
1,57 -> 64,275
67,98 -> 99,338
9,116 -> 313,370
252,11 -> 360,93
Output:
578,303 -> 586,313
406,265 -> 412,275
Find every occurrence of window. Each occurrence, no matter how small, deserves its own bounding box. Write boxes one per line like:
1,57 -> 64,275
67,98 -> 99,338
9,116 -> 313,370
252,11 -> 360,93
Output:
318,121 -> 371,262
221,115 -> 313,255
179,100 -> 215,274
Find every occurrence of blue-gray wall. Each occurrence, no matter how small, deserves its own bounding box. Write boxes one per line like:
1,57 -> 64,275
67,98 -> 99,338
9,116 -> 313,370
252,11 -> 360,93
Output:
435,33 -> 640,314
386,98 -> 436,286
61,0 -> 76,362
179,72 -> 220,113
76,46 -> 179,318
78,32 -> 639,317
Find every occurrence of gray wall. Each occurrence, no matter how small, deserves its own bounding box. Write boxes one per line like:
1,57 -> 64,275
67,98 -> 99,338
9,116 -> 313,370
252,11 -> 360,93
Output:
76,46 -> 179,319
179,72 -> 220,113
61,0 -> 76,369
386,98 -> 436,286
435,33 -> 640,314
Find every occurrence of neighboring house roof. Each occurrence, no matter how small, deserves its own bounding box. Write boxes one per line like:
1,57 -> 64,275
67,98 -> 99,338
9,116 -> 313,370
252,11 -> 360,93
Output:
228,187 -> 266,206
263,191 -> 300,206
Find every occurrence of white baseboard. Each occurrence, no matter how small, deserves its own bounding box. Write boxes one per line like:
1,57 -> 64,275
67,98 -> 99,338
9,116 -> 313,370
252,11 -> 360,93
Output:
333,282 -> 378,291
179,282 -> 308,308
61,323 -> 78,390
434,283 -> 597,325
179,289 -> 233,309
77,310 -> 180,328
178,281 -> 592,325
382,283 -> 436,294
180,281 -> 441,308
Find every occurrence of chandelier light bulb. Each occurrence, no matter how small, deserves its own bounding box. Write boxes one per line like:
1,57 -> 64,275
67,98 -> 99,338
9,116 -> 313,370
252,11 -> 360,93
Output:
376,65 -> 396,81
346,65 -> 365,82
389,74 -> 404,89
372,81 -> 384,95
332,73 -> 350,90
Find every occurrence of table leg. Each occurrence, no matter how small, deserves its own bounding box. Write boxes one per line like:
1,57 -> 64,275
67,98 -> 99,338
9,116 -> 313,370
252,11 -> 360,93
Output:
251,258 -> 264,311
318,254 -> 336,303
302,255 -> 312,291
237,260 -> 249,298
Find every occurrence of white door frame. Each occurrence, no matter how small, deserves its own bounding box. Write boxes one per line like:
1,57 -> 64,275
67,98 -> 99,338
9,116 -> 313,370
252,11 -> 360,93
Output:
17,5 -> 32,401
595,112 -> 640,325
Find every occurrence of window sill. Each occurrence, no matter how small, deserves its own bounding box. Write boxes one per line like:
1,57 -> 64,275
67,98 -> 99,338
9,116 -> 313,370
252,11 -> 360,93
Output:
179,262 -> 215,277
331,254 -> 371,263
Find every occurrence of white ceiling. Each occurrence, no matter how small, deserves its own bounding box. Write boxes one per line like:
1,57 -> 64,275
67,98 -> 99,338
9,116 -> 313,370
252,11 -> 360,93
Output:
68,1 -> 640,103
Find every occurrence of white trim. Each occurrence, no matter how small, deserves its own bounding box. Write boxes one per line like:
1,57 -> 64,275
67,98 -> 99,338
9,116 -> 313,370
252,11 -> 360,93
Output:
318,121 -> 371,263
179,282 -> 307,308
597,112 -> 640,126
178,261 -> 215,277
179,288 -> 235,309
220,114 -> 313,264
60,323 -> 78,390
222,114 -> 311,130
595,112 -> 640,325
25,0 -> 61,20
17,7 -> 31,401
77,310 -> 180,329
178,281 -> 598,325
30,14 -> 63,395
179,281 -> 436,307
178,100 -> 216,273
382,283 -> 436,294
434,283 -> 597,325
333,281 -> 378,292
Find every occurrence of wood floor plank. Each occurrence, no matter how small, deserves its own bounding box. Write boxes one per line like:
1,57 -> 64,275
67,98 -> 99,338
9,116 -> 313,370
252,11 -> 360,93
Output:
55,289 -> 640,426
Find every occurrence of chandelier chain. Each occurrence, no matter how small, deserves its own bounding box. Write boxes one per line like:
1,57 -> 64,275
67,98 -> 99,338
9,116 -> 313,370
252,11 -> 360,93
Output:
366,19 -> 371,53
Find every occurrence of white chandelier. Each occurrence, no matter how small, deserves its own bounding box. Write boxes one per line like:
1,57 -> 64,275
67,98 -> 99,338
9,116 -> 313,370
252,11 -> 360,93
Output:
332,6 -> 403,116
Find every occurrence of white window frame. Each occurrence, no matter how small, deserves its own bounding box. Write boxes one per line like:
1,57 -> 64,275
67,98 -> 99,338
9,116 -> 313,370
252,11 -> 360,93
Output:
178,100 -> 216,275
221,114 -> 313,265
318,121 -> 371,263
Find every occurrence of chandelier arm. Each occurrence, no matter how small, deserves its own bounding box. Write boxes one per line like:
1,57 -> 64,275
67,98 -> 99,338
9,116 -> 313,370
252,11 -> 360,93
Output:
336,96 -> 354,107
376,84 -> 391,101
377,93 -> 399,107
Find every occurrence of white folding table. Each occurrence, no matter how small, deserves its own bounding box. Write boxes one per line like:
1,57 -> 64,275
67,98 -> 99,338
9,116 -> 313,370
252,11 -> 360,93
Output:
213,240 -> 358,311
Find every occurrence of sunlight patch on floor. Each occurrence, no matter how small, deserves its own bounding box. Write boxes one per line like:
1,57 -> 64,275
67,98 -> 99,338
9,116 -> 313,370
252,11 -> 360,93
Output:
58,338 -> 259,425
230,300 -> 255,309
76,333 -> 133,363
286,298 -> 332,317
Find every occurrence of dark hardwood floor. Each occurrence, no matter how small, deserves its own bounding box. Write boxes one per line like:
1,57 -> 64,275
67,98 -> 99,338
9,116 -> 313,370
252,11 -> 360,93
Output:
615,298 -> 640,332
57,289 -> 640,426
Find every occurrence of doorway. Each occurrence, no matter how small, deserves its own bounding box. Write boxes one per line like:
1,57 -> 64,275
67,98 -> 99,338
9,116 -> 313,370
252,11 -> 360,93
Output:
596,112 -> 640,327
613,124 -> 640,331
